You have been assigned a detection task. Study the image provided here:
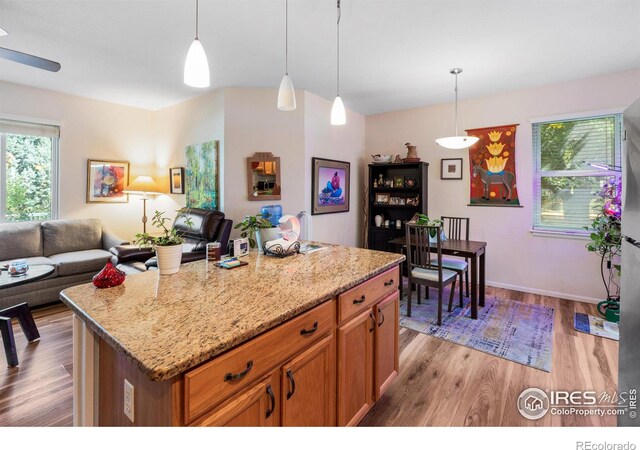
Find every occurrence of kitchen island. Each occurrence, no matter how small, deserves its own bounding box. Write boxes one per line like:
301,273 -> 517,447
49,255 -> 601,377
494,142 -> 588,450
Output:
61,243 -> 404,426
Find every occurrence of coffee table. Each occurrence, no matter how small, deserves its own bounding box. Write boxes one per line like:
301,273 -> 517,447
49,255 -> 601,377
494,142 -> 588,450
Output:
0,264 -> 54,366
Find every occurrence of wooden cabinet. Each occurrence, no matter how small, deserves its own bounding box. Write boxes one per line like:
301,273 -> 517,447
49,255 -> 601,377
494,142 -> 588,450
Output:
374,292 -> 399,399
281,335 -> 335,426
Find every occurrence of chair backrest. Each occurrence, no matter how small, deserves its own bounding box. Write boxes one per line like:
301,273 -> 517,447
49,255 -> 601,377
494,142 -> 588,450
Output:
440,216 -> 470,241
174,208 -> 227,252
405,223 -> 445,284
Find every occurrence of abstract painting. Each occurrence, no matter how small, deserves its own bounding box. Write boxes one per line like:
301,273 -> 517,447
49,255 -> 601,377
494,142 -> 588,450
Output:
86,159 -> 129,203
311,157 -> 350,215
466,124 -> 521,206
185,140 -> 219,210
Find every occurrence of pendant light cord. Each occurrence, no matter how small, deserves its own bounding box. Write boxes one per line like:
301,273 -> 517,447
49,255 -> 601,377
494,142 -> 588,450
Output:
336,0 -> 341,96
285,0 -> 288,74
454,71 -> 458,136
195,0 -> 199,39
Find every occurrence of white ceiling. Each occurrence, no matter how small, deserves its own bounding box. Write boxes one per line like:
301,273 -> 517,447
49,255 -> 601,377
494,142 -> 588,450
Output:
0,0 -> 639,114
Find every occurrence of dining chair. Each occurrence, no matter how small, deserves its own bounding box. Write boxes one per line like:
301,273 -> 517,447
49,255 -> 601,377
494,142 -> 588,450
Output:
436,216 -> 470,305
405,223 -> 458,326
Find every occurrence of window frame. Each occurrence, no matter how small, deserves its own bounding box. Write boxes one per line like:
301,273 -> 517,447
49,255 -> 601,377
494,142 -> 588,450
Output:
531,110 -> 623,237
0,116 -> 61,223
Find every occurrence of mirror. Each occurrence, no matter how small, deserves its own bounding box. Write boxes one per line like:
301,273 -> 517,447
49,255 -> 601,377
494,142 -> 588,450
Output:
247,152 -> 281,201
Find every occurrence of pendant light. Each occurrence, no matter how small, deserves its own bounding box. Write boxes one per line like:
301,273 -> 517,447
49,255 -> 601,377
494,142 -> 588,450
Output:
330,0 -> 346,126
184,0 -> 210,88
435,68 -> 478,149
277,0 -> 296,110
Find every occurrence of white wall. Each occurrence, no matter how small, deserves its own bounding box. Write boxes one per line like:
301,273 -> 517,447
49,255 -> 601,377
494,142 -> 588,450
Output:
0,80 -> 156,240
366,69 -> 640,302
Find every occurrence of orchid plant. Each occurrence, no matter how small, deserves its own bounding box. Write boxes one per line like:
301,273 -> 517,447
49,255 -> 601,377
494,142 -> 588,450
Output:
584,176 -> 622,301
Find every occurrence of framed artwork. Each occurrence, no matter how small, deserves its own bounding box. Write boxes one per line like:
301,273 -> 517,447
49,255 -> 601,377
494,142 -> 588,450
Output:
375,193 -> 390,204
186,140 -> 220,209
170,167 -> 185,194
86,159 -> 130,203
393,176 -> 404,188
384,177 -> 393,188
312,157 -> 350,215
441,158 -> 463,180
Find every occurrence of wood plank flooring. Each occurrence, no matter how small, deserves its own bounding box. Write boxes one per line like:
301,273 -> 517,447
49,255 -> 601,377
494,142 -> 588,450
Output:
0,287 -> 618,427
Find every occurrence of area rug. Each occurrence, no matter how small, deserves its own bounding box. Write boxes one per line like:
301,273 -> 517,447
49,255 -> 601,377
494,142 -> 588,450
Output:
400,295 -> 555,372
574,313 -> 619,341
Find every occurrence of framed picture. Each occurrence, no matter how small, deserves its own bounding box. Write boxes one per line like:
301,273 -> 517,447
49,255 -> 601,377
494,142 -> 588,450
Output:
384,177 -> 393,188
441,158 -> 463,180
405,177 -> 417,188
394,176 -> 404,188
86,159 -> 130,203
375,193 -> 390,204
170,167 -> 185,194
312,158 -> 350,215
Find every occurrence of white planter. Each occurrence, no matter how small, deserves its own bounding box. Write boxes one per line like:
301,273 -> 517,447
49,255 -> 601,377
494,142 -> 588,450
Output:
256,228 -> 280,253
155,244 -> 182,275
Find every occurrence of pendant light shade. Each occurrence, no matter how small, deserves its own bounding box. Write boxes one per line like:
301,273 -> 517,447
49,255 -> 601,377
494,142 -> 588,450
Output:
184,0 -> 210,88
331,95 -> 346,125
435,68 -> 478,149
277,0 -> 296,110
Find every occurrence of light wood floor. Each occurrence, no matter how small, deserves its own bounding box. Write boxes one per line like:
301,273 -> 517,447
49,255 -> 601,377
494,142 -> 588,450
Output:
0,287 -> 618,427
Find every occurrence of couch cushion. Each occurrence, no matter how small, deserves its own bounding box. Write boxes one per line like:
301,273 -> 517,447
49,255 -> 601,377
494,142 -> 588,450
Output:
49,249 -> 112,277
0,256 -> 58,277
42,219 -> 103,257
0,222 -> 43,260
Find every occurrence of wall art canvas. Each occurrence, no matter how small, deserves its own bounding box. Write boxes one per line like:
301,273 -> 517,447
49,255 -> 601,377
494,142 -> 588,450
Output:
86,159 -> 130,203
312,157 -> 350,215
466,124 -> 521,207
185,140 -> 219,210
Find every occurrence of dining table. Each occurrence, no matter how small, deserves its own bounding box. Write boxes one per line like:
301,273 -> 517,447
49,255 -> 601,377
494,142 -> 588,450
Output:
388,237 -> 487,319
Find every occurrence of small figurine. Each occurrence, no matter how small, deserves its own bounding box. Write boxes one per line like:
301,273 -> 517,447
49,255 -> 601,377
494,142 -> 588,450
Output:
394,154 -> 402,163
373,179 -> 378,188
378,173 -> 384,186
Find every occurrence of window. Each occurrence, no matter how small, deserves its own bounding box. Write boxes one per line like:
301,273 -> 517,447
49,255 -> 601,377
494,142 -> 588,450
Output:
533,113 -> 622,234
0,119 -> 60,222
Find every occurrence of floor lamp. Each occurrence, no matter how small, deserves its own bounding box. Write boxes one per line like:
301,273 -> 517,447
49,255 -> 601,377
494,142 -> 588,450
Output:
124,176 -> 161,233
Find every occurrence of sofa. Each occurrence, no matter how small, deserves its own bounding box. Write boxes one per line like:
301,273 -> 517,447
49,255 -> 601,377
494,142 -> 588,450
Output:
111,208 -> 232,274
0,219 -> 128,309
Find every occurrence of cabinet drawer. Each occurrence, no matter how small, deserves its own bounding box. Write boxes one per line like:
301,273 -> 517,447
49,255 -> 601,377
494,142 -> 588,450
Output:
183,299 -> 335,423
338,266 -> 399,324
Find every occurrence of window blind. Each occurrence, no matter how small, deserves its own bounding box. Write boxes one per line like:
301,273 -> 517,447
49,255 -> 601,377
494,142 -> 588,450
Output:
0,118 -> 60,138
533,114 -> 622,233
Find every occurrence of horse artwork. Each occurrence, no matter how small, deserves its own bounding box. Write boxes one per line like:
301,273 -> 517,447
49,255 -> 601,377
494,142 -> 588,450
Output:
466,124 -> 521,207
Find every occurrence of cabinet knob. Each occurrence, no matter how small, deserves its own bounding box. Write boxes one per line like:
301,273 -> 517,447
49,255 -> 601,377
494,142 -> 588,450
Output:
223,360 -> 253,382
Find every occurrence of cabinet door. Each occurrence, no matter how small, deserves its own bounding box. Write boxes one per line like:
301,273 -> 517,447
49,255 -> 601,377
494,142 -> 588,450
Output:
281,334 -> 335,427
194,371 -> 280,427
374,292 -> 399,400
337,308 -> 375,426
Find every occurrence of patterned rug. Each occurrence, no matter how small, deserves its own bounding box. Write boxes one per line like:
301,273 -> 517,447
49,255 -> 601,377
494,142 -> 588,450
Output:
400,295 -> 555,372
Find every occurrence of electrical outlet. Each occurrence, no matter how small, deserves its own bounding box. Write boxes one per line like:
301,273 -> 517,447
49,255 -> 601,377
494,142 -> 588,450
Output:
124,379 -> 134,422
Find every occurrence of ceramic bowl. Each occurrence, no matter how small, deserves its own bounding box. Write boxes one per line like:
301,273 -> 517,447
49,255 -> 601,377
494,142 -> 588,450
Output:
372,154 -> 393,163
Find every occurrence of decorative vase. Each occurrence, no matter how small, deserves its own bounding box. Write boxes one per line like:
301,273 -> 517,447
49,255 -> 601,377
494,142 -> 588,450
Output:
92,260 -> 126,288
374,215 -> 383,227
156,244 -> 183,275
403,142 -> 420,162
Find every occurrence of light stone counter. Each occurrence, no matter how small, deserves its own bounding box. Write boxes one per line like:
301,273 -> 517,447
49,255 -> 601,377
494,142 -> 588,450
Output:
61,243 -> 404,381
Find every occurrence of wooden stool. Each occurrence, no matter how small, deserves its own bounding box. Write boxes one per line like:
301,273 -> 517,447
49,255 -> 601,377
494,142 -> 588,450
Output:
0,302 -> 40,367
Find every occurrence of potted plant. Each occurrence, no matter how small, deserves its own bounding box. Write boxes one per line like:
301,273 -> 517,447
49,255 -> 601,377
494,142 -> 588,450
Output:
134,210 -> 193,275
584,176 -> 622,321
414,214 -> 445,241
234,214 -> 275,251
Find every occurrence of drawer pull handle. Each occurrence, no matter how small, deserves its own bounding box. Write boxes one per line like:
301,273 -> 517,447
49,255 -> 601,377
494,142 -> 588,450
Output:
224,360 -> 253,382
384,279 -> 395,286
378,308 -> 385,327
266,385 -> 276,418
300,321 -> 318,336
353,295 -> 366,304
286,369 -> 296,399
369,312 -> 375,333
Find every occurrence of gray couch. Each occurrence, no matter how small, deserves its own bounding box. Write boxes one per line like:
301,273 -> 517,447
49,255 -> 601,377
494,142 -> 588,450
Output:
0,219 -> 127,309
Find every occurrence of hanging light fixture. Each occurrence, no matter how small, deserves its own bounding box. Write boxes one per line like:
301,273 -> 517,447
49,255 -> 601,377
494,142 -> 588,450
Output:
184,0 -> 210,88
277,0 -> 296,110
435,68 -> 478,149
330,0 -> 346,125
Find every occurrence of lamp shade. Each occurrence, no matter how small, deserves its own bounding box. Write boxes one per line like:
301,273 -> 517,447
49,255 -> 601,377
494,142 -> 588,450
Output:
435,135 -> 479,150
331,95 -> 346,126
277,74 -> 296,111
184,38 -> 210,88
124,176 -> 162,195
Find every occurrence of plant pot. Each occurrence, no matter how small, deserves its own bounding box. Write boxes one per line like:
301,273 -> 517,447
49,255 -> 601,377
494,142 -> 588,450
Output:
155,244 -> 183,275
256,228 -> 280,254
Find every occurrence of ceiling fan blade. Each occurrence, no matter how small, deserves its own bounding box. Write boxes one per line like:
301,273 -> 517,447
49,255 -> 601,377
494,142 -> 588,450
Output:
0,47 -> 61,72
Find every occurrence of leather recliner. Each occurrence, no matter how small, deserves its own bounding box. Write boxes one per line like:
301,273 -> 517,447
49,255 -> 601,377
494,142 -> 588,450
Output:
110,208 -> 233,274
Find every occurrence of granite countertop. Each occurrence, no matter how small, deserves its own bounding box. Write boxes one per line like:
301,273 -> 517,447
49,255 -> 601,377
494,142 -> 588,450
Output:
60,243 -> 404,382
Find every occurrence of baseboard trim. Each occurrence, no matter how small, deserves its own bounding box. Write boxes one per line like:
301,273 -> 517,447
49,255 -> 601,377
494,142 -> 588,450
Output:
486,280 -> 602,304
